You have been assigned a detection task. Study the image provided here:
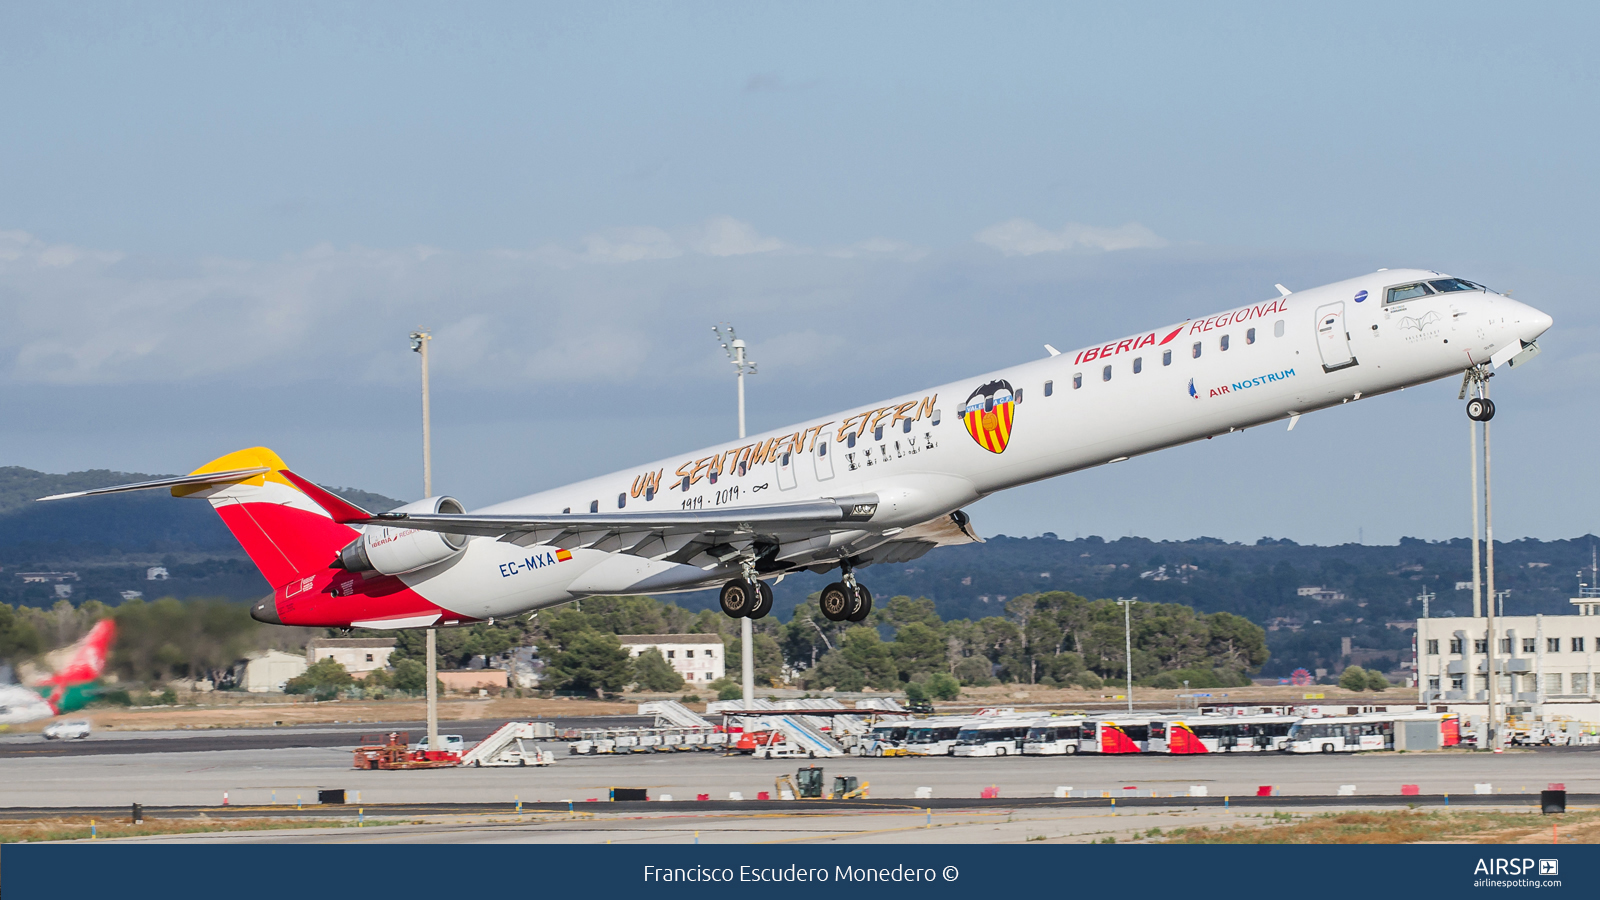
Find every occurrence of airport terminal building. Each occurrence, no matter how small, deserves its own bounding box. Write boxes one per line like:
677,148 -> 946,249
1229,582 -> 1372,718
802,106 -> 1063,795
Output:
1416,593 -> 1600,716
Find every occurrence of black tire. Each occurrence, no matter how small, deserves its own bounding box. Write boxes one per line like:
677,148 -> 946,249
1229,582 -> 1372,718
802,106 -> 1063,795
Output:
819,582 -> 851,621
1064,744 -> 1078,755
1321,743 -> 1334,754
996,746 -> 1007,756
1467,397 -> 1496,421
846,584 -> 874,622
719,579 -> 756,618
748,581 -> 774,620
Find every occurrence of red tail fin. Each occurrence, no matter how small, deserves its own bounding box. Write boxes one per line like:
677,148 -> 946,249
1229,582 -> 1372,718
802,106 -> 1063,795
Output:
180,448 -> 360,588
39,619 -> 115,686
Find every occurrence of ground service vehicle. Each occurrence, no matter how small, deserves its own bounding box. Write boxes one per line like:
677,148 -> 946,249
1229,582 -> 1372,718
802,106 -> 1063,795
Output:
859,723 -> 910,757
414,734 -> 465,754
1282,712 -> 1460,753
775,767 -> 867,800
1165,715 -> 1297,753
953,719 -> 1032,756
1022,717 -> 1089,755
42,719 -> 92,740
904,717 -> 972,756
1077,718 -> 1169,754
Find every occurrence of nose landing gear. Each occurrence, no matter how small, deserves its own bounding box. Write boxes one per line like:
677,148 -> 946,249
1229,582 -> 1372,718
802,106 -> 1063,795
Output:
1466,397 -> 1495,421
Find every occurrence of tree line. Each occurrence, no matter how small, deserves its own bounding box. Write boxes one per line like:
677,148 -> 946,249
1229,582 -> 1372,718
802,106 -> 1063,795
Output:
1,588 -> 1269,699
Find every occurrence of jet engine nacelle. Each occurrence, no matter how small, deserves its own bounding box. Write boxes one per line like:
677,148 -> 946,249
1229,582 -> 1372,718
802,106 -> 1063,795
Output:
337,496 -> 467,575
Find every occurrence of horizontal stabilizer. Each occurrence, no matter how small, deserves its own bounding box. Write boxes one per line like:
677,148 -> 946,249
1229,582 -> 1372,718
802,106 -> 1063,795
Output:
36,468 -> 270,502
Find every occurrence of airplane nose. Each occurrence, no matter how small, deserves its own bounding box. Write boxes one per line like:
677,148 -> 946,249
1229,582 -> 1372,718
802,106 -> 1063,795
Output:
250,595 -> 282,625
1524,307 -> 1554,342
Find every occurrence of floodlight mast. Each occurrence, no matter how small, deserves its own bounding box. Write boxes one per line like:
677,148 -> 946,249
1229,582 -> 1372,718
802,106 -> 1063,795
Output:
410,329 -> 439,757
712,325 -> 758,706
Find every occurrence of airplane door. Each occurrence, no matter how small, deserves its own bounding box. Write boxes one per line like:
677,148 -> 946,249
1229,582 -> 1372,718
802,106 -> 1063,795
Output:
1314,302 -> 1358,372
813,429 -> 836,481
777,448 -> 798,490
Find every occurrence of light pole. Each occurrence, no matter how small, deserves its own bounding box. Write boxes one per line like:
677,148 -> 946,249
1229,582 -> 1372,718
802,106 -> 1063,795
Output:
1482,379 -> 1499,752
410,330 -> 439,755
1117,598 -> 1135,713
713,325 -> 757,706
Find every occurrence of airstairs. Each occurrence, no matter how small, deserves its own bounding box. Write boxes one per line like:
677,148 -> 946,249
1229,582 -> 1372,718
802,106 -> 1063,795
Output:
460,722 -> 557,767
638,700 -> 714,729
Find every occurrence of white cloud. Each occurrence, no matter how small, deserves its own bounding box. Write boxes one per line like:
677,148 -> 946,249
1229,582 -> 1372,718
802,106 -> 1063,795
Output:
534,216 -> 792,264
974,218 -> 1166,256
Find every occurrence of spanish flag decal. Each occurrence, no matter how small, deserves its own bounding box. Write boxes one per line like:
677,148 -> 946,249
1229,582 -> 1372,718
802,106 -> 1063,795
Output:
962,379 -> 1016,454
556,549 -> 573,562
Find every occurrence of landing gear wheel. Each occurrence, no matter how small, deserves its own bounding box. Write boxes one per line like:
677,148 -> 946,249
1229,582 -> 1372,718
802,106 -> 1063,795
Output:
845,584 -> 874,622
1466,397 -> 1496,421
819,582 -> 852,621
720,579 -> 757,618
747,581 -> 774,620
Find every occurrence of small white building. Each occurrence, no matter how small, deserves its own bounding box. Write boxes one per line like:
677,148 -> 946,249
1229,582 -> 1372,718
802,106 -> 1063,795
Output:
306,638 -> 396,674
242,649 -> 308,693
618,634 -> 726,685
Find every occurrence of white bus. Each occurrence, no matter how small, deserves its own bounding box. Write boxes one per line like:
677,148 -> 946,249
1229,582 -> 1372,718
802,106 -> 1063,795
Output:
952,719 -> 1033,757
858,722 -> 911,757
1022,717 -> 1090,755
1164,715 -> 1297,754
1283,712 -> 1460,753
1076,717 -> 1171,754
903,717 -> 974,756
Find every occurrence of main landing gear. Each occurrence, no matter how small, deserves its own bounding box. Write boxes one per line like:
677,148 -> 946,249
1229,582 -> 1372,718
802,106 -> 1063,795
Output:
818,560 -> 873,623
719,562 -> 774,620
1466,397 -> 1496,421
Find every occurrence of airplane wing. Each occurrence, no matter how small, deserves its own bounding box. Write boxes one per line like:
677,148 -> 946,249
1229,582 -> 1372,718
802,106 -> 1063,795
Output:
366,495 -> 882,537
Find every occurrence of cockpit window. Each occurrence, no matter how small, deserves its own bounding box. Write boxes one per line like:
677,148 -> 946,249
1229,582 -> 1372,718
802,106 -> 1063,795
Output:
1385,283 -> 1433,304
1428,278 -> 1486,294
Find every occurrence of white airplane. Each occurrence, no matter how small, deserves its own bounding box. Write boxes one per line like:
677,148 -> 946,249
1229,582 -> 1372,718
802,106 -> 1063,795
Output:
41,270 -> 1551,631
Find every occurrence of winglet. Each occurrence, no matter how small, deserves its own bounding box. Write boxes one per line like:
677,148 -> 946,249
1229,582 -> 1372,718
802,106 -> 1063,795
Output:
278,470 -> 373,523
1274,284 -> 1293,298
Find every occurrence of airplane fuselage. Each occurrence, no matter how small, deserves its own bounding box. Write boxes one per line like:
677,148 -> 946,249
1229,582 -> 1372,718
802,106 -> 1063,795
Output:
355,268 -> 1549,625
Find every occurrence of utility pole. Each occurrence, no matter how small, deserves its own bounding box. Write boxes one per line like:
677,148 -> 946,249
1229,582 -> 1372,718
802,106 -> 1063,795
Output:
714,325 -> 757,706
1419,588 -> 1434,620
1482,378 -> 1499,753
1118,597 -> 1135,713
410,329 -> 438,755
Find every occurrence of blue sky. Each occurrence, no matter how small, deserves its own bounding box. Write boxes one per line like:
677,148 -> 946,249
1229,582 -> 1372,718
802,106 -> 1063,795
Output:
0,3 -> 1595,546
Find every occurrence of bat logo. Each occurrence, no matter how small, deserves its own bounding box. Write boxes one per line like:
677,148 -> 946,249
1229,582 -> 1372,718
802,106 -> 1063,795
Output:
962,379 -> 1015,453
1398,310 -> 1442,332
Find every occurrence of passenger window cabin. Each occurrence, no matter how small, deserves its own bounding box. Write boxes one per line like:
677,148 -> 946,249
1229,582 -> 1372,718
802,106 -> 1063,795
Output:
1044,380 -> 1053,397
1220,334 -> 1230,351
1162,349 -> 1172,366
1246,327 -> 1256,344
1133,356 -> 1142,374
1274,319 -> 1285,338
1192,342 -> 1202,359
1073,373 -> 1082,389
1102,365 -> 1111,382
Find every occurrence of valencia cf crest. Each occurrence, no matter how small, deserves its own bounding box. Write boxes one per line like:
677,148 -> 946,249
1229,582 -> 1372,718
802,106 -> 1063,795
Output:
962,379 -> 1015,454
